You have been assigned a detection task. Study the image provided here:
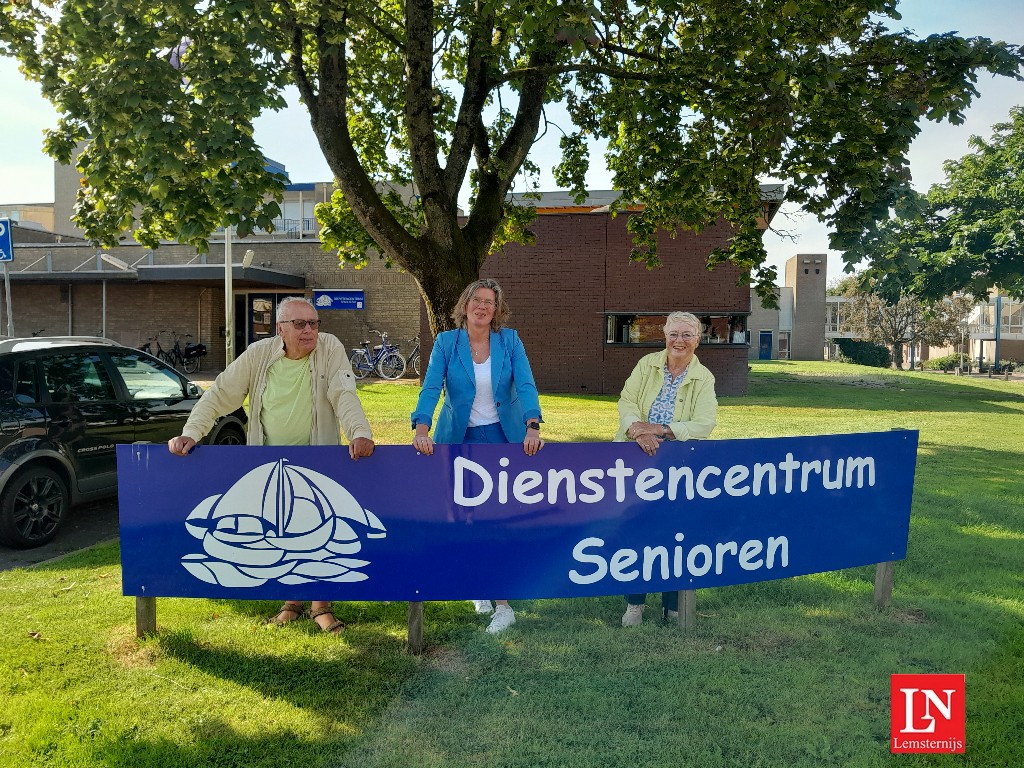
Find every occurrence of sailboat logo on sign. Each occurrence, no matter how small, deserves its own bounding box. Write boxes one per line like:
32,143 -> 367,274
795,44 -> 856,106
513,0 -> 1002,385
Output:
180,460 -> 387,587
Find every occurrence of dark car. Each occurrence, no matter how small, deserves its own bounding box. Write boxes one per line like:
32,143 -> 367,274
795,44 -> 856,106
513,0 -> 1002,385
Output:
0,336 -> 245,549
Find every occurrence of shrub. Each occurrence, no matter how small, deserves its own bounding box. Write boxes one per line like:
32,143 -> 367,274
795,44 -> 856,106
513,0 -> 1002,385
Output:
834,338 -> 892,368
923,354 -> 963,371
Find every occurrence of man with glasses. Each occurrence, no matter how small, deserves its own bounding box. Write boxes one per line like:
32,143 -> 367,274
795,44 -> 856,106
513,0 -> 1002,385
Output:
168,296 -> 374,634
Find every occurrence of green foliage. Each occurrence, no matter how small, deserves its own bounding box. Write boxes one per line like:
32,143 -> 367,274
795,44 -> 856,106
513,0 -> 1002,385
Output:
852,106 -> 1024,300
834,337 -> 892,367
836,278 -> 974,367
922,353 -> 963,371
4,1 -> 1023,320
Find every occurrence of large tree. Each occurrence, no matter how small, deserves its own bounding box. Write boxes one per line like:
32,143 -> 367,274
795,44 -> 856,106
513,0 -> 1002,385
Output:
849,106 -> 1024,301
3,1 -> 1022,332
833,277 -> 974,368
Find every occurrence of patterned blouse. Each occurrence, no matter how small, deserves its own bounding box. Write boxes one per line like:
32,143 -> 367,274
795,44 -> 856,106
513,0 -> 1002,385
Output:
647,364 -> 690,425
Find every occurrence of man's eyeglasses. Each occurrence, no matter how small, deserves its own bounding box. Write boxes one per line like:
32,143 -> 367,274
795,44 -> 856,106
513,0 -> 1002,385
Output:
667,332 -> 699,341
469,297 -> 495,307
279,319 -> 321,330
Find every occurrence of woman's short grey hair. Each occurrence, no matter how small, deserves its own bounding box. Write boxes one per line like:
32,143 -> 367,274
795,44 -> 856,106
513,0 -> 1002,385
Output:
451,278 -> 510,331
664,311 -> 700,335
278,296 -> 316,316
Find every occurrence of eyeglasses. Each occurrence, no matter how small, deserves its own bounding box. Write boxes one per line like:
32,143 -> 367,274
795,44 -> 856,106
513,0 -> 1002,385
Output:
279,319 -> 321,330
667,332 -> 699,341
469,297 -> 495,307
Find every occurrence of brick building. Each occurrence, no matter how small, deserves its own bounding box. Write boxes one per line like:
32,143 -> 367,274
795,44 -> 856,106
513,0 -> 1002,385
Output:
422,209 -> 758,396
6,164 -> 780,394
4,237 -> 422,371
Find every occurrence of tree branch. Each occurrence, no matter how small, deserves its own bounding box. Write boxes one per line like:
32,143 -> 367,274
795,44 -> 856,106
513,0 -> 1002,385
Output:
311,18 -> 421,269
445,3 -> 496,205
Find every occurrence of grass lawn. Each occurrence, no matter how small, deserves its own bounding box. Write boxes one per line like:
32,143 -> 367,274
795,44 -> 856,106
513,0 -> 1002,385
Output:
1,361 -> 1022,767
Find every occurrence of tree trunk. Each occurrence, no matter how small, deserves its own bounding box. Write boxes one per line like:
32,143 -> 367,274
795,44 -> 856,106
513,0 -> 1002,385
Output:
407,239 -> 483,336
891,344 -> 904,369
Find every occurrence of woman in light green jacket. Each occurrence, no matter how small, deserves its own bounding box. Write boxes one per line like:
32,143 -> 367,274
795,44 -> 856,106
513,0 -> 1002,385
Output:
615,311 -> 718,626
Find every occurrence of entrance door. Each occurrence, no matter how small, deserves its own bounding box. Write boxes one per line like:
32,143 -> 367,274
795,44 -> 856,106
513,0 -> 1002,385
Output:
246,294 -> 278,348
758,331 -> 773,360
242,293 -> 309,351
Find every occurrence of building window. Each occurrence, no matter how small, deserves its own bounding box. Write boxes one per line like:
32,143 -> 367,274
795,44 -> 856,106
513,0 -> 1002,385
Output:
604,313 -> 748,346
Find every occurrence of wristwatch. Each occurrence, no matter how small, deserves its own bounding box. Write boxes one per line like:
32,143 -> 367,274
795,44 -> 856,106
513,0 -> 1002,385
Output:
527,422 -> 541,431
661,425 -> 668,438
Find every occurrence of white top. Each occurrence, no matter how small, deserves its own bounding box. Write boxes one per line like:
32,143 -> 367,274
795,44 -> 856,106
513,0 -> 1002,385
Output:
467,358 -> 499,427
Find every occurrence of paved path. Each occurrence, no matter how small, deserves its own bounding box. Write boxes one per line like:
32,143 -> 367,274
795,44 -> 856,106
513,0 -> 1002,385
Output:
0,497 -> 119,572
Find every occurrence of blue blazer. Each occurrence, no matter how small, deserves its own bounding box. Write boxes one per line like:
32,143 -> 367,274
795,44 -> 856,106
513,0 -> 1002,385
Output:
411,328 -> 542,444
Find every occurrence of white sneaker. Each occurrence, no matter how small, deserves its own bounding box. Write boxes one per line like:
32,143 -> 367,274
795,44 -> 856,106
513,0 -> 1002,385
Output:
486,605 -> 516,633
621,604 -> 645,627
471,600 -> 493,614
664,609 -> 679,621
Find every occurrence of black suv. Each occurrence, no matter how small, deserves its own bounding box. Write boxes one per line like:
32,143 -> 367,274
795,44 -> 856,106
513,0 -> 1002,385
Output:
0,337 -> 245,549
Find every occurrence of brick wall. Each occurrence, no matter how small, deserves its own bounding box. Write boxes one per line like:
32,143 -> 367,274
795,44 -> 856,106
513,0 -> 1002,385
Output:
479,212 -> 750,396
6,240 -> 422,371
7,215 -> 752,394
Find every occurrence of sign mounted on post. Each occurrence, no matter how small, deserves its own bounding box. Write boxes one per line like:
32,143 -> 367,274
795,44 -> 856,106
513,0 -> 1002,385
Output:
0,218 -> 13,262
118,431 -> 918,601
313,289 -> 364,310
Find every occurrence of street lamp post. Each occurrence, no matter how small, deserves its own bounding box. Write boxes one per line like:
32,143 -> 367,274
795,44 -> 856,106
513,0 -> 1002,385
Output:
223,231 -> 256,367
224,226 -> 234,365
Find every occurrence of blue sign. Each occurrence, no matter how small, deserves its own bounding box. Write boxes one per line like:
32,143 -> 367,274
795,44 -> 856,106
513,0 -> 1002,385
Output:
118,431 -> 918,601
0,218 -> 13,262
313,289 -> 364,310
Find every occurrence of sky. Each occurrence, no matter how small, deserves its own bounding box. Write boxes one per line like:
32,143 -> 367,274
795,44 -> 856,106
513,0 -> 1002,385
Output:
2,0 -> 1023,286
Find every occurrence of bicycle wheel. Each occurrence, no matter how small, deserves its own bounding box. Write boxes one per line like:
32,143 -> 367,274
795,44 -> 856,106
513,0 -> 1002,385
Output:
377,352 -> 406,380
158,350 -> 174,366
183,356 -> 200,374
412,351 -> 421,377
349,349 -> 370,380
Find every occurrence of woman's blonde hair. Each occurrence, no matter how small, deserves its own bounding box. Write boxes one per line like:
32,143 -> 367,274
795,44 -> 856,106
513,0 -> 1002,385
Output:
451,278 -> 510,331
664,311 -> 701,335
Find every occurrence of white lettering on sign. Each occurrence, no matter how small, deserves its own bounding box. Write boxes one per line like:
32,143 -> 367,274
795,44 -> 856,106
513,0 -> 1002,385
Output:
452,452 -> 875,508
568,533 -> 790,585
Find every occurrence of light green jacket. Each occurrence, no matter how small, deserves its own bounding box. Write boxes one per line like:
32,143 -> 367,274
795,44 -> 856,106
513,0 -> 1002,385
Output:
182,333 -> 372,446
614,351 -> 717,442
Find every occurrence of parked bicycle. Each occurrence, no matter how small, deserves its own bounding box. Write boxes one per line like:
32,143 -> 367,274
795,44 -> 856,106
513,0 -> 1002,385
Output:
158,331 -> 207,374
141,332 -> 169,361
349,330 -> 406,380
406,334 -> 421,377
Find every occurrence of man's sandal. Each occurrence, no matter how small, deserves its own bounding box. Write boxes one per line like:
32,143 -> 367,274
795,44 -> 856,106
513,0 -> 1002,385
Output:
309,605 -> 345,634
268,602 -> 305,626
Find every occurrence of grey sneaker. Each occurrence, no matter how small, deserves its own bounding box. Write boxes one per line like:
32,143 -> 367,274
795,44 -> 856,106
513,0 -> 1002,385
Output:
621,604 -> 645,627
472,600 -> 493,614
486,605 -> 516,633
664,609 -> 679,621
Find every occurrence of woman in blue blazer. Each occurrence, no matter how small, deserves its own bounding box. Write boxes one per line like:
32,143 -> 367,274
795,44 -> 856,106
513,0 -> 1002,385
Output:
411,278 -> 543,633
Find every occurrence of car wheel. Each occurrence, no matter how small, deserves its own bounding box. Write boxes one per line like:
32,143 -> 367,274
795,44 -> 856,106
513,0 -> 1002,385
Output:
212,425 -> 245,446
0,466 -> 70,549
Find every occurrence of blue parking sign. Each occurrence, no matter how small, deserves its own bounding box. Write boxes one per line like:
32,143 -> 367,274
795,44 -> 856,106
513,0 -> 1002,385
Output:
0,219 -> 13,262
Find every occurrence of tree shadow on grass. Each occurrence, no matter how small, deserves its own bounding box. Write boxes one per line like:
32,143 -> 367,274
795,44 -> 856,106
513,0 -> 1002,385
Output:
89,726 -> 348,768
